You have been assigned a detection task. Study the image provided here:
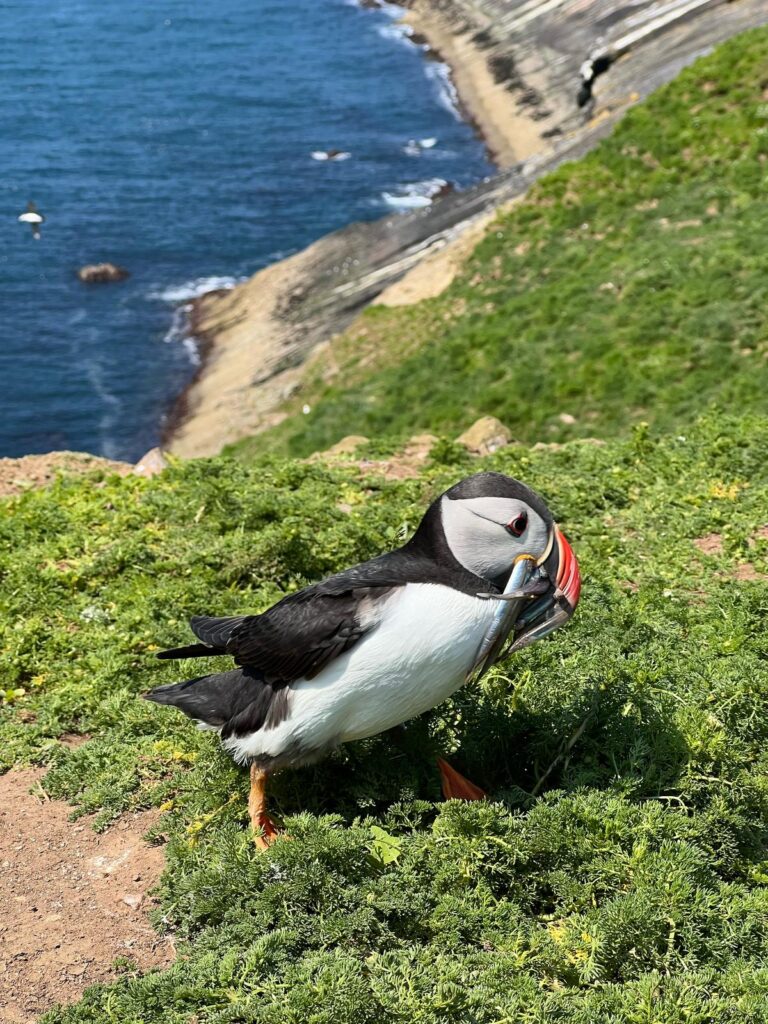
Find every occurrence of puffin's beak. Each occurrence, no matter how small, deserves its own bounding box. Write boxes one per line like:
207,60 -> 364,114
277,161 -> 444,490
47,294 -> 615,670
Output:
508,525 -> 581,652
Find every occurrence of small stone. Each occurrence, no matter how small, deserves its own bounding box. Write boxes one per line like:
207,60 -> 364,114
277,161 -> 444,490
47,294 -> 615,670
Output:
77,263 -> 130,284
401,434 -> 438,461
558,413 -> 577,425
456,416 -> 513,456
120,894 -> 143,910
133,447 -> 168,478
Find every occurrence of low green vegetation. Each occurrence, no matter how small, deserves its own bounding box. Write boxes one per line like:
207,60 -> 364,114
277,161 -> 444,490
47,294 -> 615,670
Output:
4,25 -> 768,1024
2,412 -> 768,1022
232,26 -> 768,460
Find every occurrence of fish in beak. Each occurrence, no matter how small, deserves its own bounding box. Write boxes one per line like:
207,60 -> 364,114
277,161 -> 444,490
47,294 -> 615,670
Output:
473,525 -> 581,677
509,525 -> 581,653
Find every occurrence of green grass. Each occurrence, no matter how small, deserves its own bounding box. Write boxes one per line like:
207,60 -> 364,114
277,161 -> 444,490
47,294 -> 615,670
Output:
2,413 -> 768,1022
230,27 -> 768,461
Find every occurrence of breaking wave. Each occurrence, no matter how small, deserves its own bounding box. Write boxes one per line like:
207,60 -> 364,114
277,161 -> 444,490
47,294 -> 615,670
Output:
381,177 -> 449,210
148,275 -> 241,304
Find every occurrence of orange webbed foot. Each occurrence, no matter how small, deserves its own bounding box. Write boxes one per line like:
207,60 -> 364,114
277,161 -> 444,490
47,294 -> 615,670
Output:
436,757 -> 486,801
251,810 -> 281,850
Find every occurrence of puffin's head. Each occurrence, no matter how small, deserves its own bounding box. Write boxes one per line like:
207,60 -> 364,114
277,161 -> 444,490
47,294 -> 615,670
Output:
438,471 -> 581,647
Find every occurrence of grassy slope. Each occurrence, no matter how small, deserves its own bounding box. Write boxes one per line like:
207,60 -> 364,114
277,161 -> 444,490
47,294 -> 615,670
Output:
2,27 -> 768,1024
231,27 -> 768,460
1,414 -> 768,1022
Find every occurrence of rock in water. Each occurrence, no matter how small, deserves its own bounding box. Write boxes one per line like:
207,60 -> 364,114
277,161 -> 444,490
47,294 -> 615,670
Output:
77,263 -> 130,284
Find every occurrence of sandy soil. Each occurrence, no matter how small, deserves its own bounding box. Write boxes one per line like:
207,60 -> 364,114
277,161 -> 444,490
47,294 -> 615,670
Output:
0,452 -> 132,499
0,769 -> 173,1023
376,198 -> 522,307
167,256 -> 311,458
401,2 -> 545,168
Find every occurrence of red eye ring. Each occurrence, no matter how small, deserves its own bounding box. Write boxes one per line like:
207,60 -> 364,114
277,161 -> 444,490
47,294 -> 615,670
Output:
506,512 -> 528,537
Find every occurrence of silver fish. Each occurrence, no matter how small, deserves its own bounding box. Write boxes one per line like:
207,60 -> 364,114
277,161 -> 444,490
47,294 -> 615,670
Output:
471,555 -> 537,679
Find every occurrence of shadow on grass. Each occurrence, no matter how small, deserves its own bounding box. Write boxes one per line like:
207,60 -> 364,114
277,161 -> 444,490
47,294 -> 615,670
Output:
267,677 -> 690,824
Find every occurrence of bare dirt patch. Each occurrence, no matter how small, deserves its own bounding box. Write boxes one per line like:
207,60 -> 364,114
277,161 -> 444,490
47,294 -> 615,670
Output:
732,562 -> 765,582
0,768 -> 173,1023
694,533 -> 724,556
0,452 -> 131,499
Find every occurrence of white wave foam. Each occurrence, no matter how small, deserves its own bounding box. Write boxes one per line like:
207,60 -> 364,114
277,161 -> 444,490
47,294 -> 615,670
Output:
375,4 -> 412,45
382,193 -> 431,209
161,303 -> 202,367
382,177 -> 448,210
148,275 -> 240,303
376,21 -> 412,45
379,3 -> 407,19
425,62 -> 461,120
420,137 -> 437,148
182,336 -> 202,368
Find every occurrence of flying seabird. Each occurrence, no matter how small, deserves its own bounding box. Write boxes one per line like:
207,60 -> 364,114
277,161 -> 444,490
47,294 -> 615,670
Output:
146,472 -> 581,847
18,201 -> 45,240
310,149 -> 351,161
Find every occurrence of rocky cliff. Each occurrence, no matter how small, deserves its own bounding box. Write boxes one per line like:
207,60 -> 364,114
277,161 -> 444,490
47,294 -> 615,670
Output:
168,0 -> 768,457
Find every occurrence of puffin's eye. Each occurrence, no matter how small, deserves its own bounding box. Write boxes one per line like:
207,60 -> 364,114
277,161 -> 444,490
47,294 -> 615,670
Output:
506,512 -> 528,537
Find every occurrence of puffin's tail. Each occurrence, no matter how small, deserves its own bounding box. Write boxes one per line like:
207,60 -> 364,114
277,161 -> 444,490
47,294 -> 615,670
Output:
155,615 -> 249,661
144,667 -> 277,734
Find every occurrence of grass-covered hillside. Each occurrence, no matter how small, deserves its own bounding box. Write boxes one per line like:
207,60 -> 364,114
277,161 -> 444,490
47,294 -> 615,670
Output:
2,412 -> 768,1022
231,26 -> 768,460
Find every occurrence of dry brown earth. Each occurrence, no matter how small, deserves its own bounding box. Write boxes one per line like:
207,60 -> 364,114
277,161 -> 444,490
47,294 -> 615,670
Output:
0,453 -> 132,499
0,769 -> 172,1023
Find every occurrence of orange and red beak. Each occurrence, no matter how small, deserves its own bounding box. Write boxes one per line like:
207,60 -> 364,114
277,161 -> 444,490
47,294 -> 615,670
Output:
508,525 -> 581,653
553,525 -> 581,612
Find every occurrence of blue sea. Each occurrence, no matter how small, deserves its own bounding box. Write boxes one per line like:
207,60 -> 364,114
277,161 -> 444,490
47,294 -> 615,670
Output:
0,0 -> 492,461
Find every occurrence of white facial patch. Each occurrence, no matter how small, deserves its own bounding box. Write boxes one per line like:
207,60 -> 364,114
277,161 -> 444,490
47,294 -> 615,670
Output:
440,494 -> 550,581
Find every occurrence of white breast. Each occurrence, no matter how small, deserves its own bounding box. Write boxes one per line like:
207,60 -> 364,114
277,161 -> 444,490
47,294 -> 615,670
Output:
224,583 -> 498,764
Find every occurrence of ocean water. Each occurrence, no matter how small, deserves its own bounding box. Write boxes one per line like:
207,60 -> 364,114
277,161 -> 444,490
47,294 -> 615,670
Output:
0,0 -> 492,461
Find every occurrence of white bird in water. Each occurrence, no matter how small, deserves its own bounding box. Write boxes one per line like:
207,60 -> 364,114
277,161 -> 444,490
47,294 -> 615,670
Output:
18,201 -> 45,240
403,137 -> 438,156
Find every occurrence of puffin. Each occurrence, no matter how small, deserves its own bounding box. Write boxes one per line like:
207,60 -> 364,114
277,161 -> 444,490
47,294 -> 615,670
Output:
146,472 -> 580,847
576,52 -> 614,108
18,201 -> 45,240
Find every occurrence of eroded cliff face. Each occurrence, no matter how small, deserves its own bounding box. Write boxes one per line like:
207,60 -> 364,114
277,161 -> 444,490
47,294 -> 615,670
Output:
168,0 -> 768,458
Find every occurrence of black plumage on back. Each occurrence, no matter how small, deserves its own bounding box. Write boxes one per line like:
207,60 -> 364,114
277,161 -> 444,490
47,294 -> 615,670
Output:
147,485 -> 500,738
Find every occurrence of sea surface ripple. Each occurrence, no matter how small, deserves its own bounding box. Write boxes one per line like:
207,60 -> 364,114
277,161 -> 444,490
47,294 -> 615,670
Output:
1,0 -> 491,459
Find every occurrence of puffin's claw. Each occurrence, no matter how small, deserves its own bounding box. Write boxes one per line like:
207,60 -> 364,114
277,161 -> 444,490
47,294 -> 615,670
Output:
251,811 -> 280,850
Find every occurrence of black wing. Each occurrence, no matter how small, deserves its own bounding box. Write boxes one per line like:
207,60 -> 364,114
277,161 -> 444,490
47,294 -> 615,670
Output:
155,537 -> 491,684
157,581 -> 397,685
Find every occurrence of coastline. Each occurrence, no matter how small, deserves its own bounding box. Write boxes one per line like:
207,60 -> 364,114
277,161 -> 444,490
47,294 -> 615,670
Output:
165,0 -> 768,460
398,0 -> 546,169
165,251 -> 317,458
166,0 -> 545,459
